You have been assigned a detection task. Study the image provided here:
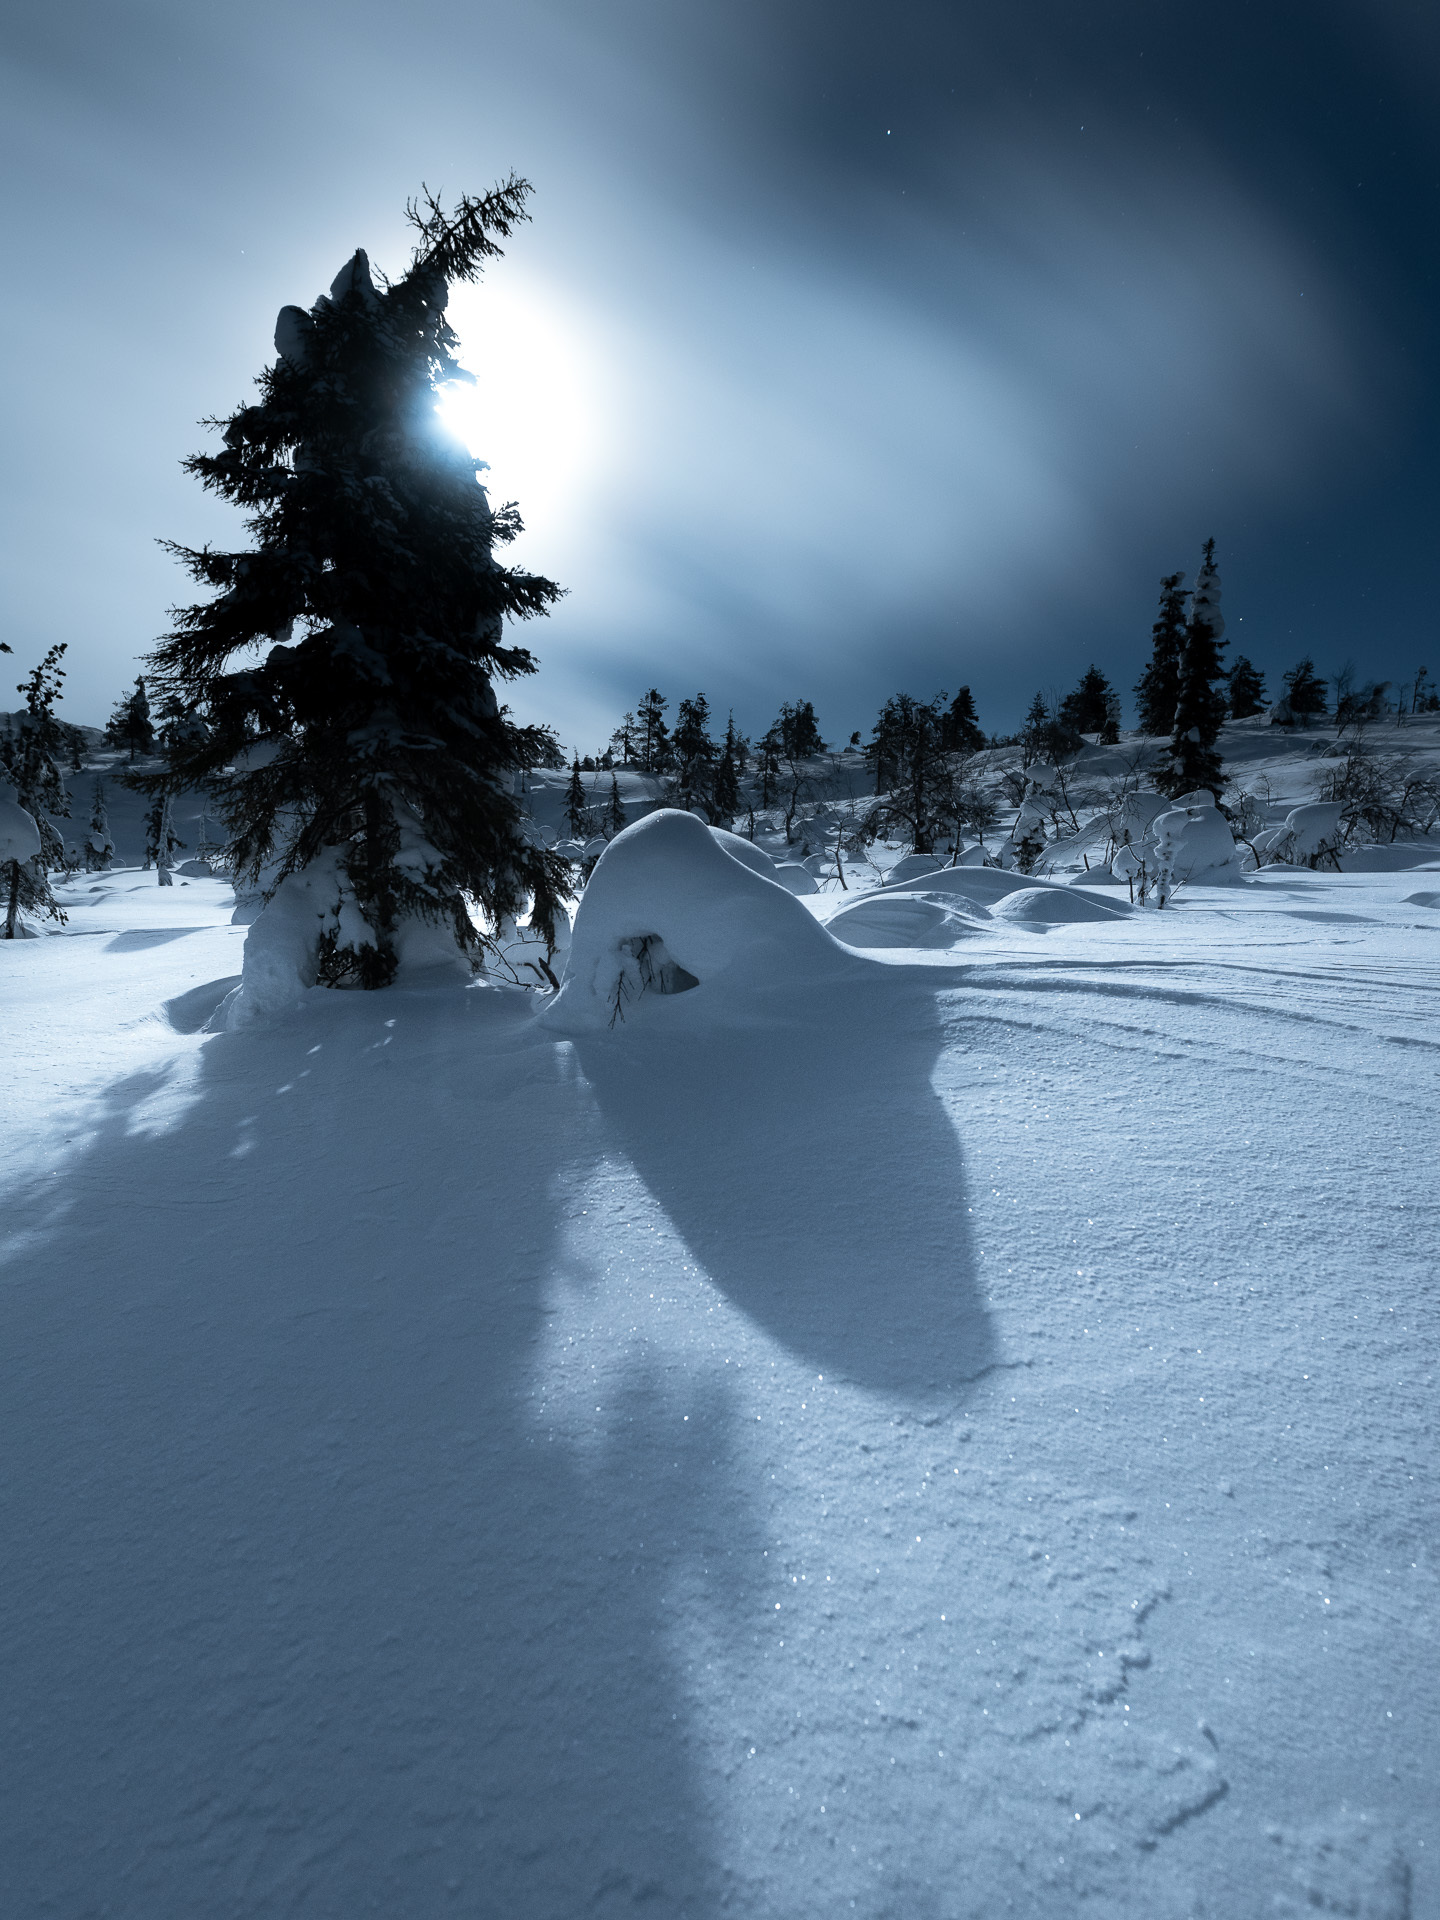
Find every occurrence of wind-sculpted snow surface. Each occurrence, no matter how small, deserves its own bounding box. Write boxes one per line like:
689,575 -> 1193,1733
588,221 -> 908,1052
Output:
548,807 -> 857,1028
1,859 -> 1437,1918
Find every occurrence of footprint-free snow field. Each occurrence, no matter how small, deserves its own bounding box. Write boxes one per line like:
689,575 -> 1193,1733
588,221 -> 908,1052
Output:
2,863 -> 1436,1917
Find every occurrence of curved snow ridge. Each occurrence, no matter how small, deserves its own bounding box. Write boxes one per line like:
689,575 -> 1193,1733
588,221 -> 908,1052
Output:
825,891 -> 995,951
544,809 -> 861,1030
990,886 -> 1131,926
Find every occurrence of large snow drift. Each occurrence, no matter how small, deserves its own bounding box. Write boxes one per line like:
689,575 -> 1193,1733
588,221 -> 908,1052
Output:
548,809 -> 856,1027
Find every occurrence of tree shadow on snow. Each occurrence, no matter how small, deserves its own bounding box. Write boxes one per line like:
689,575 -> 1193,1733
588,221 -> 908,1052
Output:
0,983 -> 737,1918
574,972 -> 994,1406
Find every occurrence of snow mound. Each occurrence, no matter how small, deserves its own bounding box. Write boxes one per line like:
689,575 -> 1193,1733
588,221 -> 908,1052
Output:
1150,803 -> 1243,885
547,809 -> 854,1029
771,862 -> 819,895
710,828 -> 777,877
1402,890 -> 1440,908
825,890 -> 992,950
883,853 -> 945,887
991,887 -> 1130,925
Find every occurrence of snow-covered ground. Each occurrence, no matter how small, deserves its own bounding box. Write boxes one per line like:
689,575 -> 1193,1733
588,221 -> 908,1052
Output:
3,823 -> 1438,1914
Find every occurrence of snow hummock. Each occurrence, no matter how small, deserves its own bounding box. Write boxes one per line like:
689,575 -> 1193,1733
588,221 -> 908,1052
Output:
548,809 -> 854,1028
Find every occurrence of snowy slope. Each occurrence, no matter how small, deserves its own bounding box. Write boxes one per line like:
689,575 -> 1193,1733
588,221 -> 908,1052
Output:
1,853 -> 1437,1916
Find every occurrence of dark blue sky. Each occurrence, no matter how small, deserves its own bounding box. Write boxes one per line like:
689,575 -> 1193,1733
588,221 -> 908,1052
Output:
2,0 -> 1437,748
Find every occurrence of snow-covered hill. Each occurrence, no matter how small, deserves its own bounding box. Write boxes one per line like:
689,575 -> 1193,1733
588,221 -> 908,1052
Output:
2,732 -> 1438,1917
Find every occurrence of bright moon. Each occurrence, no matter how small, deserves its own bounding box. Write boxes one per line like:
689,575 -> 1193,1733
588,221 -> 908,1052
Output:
435,275 -> 599,547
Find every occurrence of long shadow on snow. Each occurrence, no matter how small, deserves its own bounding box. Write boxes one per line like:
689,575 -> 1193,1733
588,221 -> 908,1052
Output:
0,979 -> 741,1919
574,970 -> 994,1405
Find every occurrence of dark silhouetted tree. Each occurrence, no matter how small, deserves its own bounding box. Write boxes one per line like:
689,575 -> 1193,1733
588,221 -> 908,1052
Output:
1134,573 -> 1189,737
636,689 -> 671,773
565,756 -> 588,837
1228,655 -> 1267,719
1283,656 -> 1328,720
1058,665 -> 1114,739
144,179 -> 568,985
941,686 -> 985,754
671,693 -> 717,813
774,700 -> 824,760
1158,539 -> 1228,797
712,712 -> 742,822
106,677 -> 156,761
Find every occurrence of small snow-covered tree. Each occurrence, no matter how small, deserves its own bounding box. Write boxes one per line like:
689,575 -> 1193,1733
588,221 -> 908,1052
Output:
1134,573 -> 1189,737
605,773 -> 626,839
145,179 -> 569,987
2,644 -> 70,870
1158,540 -> 1228,798
105,677 -> 156,760
1227,654 -> 1267,719
85,778 -> 114,871
143,793 -> 184,884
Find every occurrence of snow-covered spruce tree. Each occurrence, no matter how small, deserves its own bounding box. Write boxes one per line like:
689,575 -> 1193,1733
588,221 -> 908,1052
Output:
106,677 -> 156,761
605,773 -> 626,838
85,778 -> 114,871
1227,654 -> 1267,719
146,181 -> 569,988
1134,573 -> 1189,737
1158,539 -> 1228,798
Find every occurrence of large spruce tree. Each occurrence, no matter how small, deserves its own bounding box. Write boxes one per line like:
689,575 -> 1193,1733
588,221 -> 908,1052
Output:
147,180 -> 568,987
